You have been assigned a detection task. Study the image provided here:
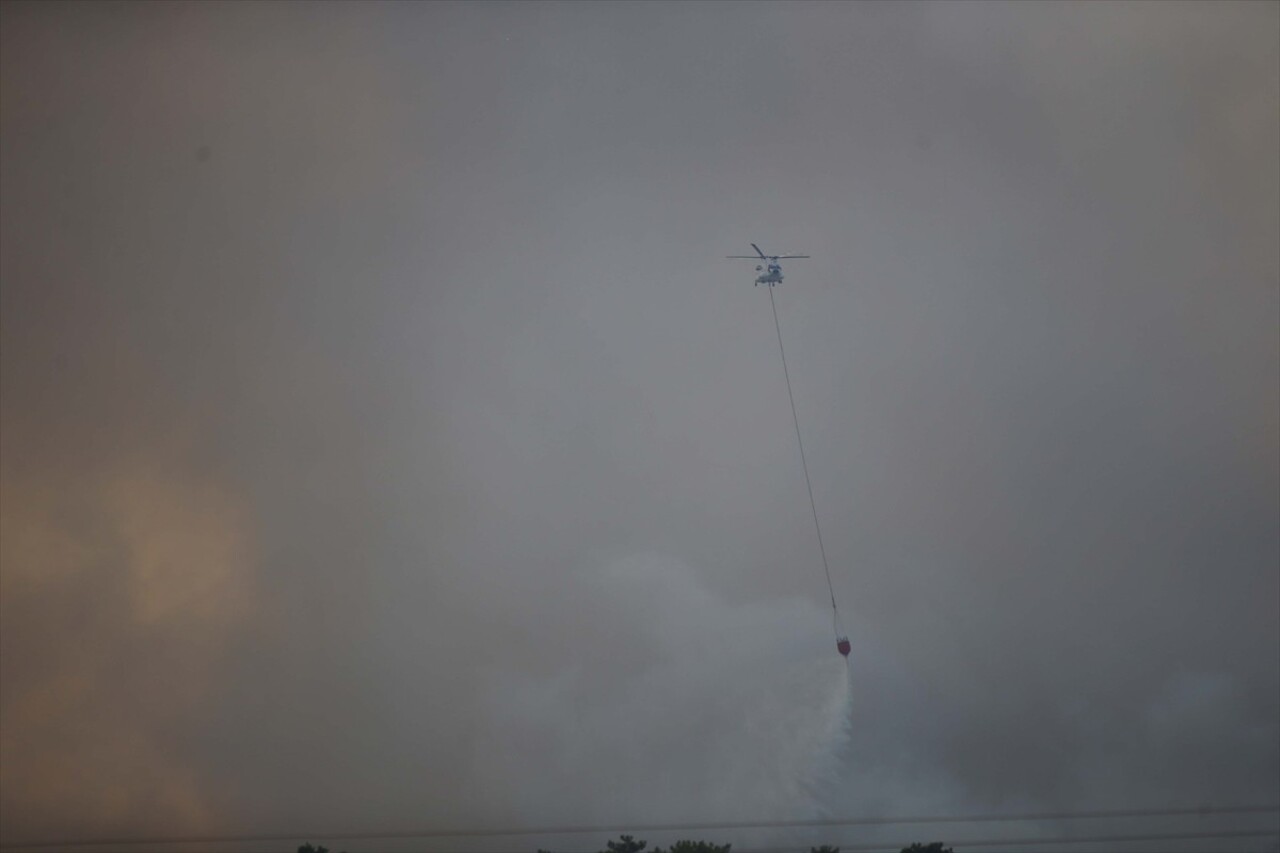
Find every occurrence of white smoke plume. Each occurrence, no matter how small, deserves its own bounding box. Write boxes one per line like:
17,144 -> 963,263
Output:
463,553 -> 858,851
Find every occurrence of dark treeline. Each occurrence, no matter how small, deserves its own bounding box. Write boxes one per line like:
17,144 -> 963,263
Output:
296,838 -> 955,853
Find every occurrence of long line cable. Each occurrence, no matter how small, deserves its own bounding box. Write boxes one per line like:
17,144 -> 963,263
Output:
768,285 -> 838,615
2,805 -> 1275,849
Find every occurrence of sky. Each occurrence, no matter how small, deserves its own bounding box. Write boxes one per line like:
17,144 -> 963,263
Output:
1,2 -> 1277,851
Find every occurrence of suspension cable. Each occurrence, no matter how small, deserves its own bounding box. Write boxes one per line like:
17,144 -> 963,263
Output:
768,286 -> 838,615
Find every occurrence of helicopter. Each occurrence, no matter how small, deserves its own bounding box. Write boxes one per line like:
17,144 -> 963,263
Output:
727,243 -> 810,286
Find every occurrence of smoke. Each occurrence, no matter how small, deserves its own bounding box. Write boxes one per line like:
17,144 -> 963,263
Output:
469,553 -> 854,831
1,2 -> 1276,850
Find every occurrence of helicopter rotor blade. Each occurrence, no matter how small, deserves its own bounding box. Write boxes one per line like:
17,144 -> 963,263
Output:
728,247 -> 808,259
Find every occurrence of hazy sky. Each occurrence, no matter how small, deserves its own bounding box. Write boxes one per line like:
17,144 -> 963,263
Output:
2,2 -> 1277,851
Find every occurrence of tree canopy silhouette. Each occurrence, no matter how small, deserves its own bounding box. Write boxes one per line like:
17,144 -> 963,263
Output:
605,837 -> 646,853
537,835 -> 951,853
661,841 -> 731,853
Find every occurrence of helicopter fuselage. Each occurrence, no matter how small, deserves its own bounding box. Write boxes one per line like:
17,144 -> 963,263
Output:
755,262 -> 783,286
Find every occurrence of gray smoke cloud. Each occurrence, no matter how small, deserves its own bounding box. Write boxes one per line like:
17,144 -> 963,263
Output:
2,2 -> 1277,851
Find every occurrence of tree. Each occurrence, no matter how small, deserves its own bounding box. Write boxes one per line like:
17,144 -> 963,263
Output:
657,842 -> 732,853
539,837 -> 737,853
900,844 -> 953,853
